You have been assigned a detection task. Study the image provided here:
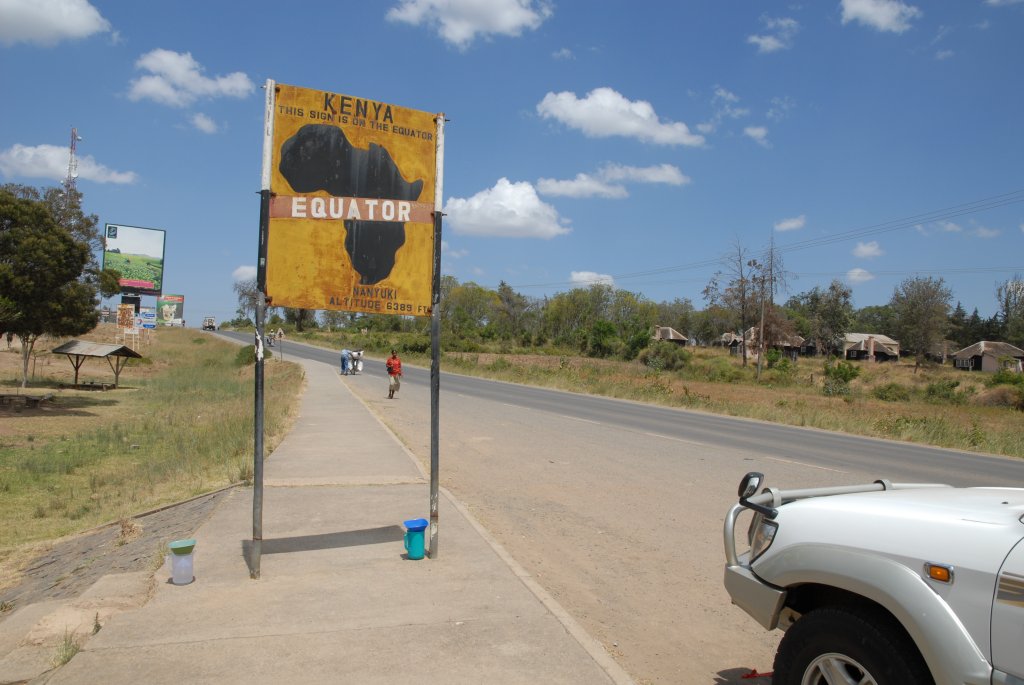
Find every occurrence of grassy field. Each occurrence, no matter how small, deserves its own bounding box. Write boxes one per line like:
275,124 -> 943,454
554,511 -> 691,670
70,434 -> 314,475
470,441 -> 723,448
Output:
267,325 -> 1024,460
0,325 -> 303,572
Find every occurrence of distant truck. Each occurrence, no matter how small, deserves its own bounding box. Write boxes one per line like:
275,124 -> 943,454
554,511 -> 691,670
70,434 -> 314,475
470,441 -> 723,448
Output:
202,317 -> 216,331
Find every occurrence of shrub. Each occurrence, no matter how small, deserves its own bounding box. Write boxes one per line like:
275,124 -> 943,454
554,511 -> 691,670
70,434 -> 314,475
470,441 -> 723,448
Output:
988,369 -> 1024,389
639,341 -> 691,372
871,382 -> 911,402
974,386 -> 1024,410
823,357 -> 860,384
822,377 -> 852,397
234,344 -> 271,366
925,379 -> 970,404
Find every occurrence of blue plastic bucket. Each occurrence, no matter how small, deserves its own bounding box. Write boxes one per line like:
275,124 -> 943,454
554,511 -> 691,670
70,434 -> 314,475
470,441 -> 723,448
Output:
403,518 -> 428,560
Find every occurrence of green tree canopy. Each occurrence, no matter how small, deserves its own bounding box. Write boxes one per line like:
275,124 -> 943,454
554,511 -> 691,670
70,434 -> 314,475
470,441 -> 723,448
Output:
0,188 -> 97,385
890,276 -> 953,369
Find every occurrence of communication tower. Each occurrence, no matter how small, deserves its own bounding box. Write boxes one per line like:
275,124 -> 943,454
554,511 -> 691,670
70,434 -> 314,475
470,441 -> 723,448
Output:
63,127 -> 82,209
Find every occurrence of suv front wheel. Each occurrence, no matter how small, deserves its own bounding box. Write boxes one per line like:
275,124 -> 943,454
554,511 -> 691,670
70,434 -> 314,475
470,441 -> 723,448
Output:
772,605 -> 933,685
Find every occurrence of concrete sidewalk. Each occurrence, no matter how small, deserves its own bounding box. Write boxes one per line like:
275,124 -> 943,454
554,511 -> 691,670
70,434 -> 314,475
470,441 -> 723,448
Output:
45,357 -> 633,684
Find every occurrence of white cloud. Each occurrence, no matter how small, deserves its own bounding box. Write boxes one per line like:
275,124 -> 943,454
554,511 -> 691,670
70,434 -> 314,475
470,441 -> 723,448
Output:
444,178 -> 570,239
191,113 -> 218,134
747,16 -> 799,53
774,214 -> 805,232
974,226 -> 1001,238
128,49 -> 254,107
232,265 -> 256,281
0,0 -> 110,46
537,87 -> 704,146
601,163 -> 689,185
552,47 -> 573,60
386,0 -> 551,49
0,143 -> 136,183
935,49 -> 954,60
766,96 -> 796,122
571,271 -> 615,287
853,240 -> 884,257
840,0 -> 922,34
846,268 -> 875,284
744,126 -> 770,147
441,241 -> 469,258
938,221 -> 962,232
538,163 -> 690,199
986,0 -> 1024,5
699,87 -> 750,135
537,174 -> 627,199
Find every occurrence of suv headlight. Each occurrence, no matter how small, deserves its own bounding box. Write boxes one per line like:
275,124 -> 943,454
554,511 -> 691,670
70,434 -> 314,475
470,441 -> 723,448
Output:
748,516 -> 778,561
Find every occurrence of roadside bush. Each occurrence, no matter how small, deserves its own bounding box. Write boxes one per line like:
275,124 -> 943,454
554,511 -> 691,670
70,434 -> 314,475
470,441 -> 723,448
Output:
821,357 -> 859,397
925,379 -> 971,404
401,336 -> 430,354
822,377 -> 852,397
823,357 -> 860,384
234,344 -> 271,366
871,382 -> 911,402
639,341 -> 691,372
988,369 -> 1024,389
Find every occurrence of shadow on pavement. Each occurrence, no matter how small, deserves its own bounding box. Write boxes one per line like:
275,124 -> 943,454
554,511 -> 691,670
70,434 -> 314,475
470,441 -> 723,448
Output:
242,525 -> 404,558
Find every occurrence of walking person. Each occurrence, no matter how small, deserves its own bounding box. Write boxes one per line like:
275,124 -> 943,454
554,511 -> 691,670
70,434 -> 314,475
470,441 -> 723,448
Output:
386,349 -> 402,399
340,348 -> 351,375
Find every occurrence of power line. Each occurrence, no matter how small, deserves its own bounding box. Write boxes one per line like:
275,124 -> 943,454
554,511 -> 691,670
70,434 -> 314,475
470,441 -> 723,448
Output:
504,188 -> 1024,291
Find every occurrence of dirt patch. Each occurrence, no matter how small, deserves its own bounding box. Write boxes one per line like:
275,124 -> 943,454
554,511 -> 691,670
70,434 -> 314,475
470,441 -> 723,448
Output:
0,488 -> 232,616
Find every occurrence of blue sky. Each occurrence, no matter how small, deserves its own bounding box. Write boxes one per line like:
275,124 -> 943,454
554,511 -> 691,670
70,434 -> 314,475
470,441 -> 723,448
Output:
1,0 -> 1022,325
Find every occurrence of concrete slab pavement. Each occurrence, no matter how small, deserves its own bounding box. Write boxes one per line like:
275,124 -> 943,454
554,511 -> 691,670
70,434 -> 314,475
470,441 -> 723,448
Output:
45,357 -> 633,684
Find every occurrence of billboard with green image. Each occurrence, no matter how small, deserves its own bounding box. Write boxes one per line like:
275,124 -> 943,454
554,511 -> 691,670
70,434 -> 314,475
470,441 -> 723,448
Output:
102,223 -> 166,296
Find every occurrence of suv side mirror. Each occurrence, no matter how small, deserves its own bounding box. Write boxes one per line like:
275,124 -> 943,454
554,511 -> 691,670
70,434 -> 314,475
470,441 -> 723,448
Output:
738,472 -> 763,499
738,471 -> 778,519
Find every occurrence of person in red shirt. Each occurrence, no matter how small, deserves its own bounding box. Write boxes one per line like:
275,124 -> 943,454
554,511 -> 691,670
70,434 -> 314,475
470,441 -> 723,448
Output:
386,349 -> 402,399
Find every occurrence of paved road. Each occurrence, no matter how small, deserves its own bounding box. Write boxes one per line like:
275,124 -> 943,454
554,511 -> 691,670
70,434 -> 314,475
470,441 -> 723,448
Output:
221,331 -> 1024,683
226,331 -> 1024,486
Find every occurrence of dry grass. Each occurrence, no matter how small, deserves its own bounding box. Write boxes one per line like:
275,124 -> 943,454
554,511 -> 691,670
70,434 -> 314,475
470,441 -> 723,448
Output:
444,347 -> 1024,459
0,325 -> 304,569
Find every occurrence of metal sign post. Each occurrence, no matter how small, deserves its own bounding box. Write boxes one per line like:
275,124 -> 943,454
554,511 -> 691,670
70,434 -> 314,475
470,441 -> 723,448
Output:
428,113 -> 445,559
251,79 -> 276,580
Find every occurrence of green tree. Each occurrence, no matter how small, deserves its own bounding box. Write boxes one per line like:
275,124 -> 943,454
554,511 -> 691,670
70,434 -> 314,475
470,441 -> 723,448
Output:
443,281 -> 497,338
283,307 -> 315,332
655,298 -> 695,338
948,301 -> 969,348
0,189 -> 96,386
996,275 -> 1024,348
788,280 -> 853,355
491,280 -> 534,342
3,183 -> 120,298
890,276 -> 953,370
852,304 -> 896,336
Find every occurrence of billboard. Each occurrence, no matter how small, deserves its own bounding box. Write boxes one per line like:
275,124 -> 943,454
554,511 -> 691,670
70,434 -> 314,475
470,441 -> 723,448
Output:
102,223 -> 166,296
116,303 -> 135,330
157,294 -> 185,326
264,82 -> 440,317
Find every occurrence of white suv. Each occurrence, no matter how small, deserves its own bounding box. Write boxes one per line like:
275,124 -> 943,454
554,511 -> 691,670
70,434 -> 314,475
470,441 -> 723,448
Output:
723,472 -> 1024,685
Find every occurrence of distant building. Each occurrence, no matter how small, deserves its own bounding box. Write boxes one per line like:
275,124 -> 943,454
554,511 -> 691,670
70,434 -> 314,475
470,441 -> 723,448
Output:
843,333 -> 900,362
743,327 -> 803,362
653,326 -> 688,346
953,341 -> 1024,373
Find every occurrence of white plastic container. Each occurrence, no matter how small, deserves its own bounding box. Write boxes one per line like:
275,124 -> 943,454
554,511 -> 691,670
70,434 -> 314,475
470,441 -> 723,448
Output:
167,539 -> 196,585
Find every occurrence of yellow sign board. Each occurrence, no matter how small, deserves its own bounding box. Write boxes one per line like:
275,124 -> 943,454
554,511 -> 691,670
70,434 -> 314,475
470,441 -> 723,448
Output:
266,82 -> 438,316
